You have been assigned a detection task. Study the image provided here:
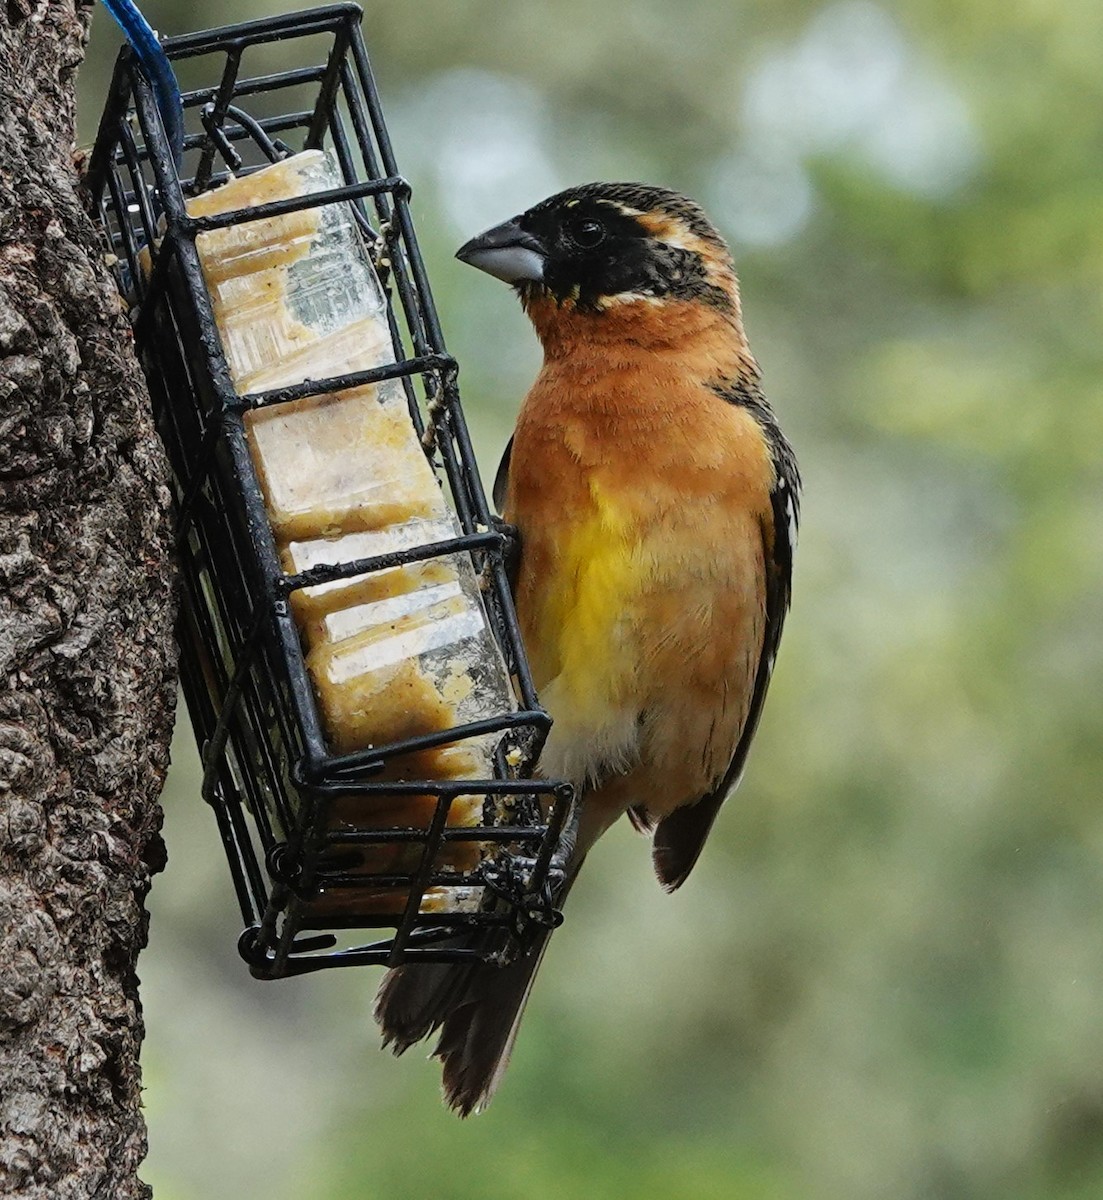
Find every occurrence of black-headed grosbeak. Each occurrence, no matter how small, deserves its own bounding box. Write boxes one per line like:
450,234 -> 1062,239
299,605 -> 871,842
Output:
375,182 -> 800,1115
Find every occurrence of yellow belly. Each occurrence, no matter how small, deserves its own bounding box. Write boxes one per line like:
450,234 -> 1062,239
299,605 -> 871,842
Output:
518,483 -> 646,785
516,477 -> 765,810
530,492 -> 637,688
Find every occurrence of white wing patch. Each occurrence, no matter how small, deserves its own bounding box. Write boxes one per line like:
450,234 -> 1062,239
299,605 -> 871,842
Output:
776,475 -> 799,551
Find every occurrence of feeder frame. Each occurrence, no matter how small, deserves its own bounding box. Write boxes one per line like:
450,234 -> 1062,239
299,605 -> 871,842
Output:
85,3 -> 571,979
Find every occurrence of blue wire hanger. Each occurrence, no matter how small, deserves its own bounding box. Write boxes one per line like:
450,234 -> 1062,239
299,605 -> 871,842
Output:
100,0 -> 185,168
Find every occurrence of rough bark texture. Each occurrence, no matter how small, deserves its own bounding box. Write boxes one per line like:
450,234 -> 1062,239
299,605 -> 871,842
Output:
0,2 -> 176,1197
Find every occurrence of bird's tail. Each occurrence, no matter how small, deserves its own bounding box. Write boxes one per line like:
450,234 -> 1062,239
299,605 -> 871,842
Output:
373,925 -> 553,1116
374,868 -> 579,1116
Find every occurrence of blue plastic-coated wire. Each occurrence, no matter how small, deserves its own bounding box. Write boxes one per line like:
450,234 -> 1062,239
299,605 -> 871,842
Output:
100,0 -> 184,167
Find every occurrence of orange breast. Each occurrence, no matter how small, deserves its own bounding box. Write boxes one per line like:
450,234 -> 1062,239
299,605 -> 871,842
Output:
502,301 -> 775,812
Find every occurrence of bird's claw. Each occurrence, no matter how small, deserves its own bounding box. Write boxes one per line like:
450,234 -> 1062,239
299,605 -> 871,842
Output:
489,514 -> 520,575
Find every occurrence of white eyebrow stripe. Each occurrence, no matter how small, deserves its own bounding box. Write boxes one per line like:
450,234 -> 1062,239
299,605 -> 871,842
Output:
595,199 -> 644,217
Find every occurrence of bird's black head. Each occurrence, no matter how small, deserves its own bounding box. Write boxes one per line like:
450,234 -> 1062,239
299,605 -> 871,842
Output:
456,182 -> 736,315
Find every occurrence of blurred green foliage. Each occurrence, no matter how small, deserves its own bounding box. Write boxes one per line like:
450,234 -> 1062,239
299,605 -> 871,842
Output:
76,1 -> 1103,1197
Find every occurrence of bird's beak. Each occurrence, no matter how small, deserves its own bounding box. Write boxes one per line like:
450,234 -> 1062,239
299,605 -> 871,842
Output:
456,218 -> 547,284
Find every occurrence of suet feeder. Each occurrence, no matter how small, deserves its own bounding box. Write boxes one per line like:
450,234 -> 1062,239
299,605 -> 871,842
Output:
85,3 -> 571,979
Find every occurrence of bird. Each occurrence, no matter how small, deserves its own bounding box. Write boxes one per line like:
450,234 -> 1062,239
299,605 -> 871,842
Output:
373,181 -> 800,1116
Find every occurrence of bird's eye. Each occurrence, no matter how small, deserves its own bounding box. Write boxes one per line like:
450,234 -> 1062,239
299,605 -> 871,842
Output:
570,219 -> 606,249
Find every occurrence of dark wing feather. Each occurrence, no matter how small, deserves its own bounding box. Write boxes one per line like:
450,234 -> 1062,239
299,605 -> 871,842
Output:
652,430 -> 800,891
491,435 -> 521,592
492,435 -> 514,514
628,805 -> 655,834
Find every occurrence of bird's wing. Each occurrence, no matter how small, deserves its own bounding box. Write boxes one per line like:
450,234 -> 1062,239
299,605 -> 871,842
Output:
650,429 -> 800,891
492,435 -> 514,514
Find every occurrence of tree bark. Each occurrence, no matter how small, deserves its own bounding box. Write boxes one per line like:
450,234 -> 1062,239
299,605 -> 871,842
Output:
0,3 -> 176,1197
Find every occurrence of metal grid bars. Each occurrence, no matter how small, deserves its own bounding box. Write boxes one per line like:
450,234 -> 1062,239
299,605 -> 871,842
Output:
85,4 -> 571,979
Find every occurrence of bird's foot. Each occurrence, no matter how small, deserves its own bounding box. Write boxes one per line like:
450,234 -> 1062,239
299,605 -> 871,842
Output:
489,514 -> 520,575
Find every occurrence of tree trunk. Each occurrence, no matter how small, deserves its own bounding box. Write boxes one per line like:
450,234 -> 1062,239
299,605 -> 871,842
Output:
0,3 -> 176,1197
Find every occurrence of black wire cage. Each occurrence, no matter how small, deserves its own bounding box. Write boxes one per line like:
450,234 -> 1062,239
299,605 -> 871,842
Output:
84,3 -> 572,979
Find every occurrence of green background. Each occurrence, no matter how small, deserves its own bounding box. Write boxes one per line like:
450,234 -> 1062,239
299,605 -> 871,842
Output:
78,1 -> 1103,1197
